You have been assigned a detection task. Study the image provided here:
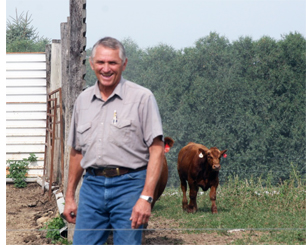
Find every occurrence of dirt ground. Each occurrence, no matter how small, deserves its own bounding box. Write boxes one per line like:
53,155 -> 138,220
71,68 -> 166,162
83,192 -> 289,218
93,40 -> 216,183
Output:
6,183 -> 253,245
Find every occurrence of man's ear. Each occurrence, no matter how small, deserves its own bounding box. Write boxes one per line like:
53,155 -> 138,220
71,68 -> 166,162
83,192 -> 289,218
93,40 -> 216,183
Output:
89,57 -> 94,70
122,58 -> 128,71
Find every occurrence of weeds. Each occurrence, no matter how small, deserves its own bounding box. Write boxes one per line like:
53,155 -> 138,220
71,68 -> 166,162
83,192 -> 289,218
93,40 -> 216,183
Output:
41,215 -> 71,244
6,153 -> 38,188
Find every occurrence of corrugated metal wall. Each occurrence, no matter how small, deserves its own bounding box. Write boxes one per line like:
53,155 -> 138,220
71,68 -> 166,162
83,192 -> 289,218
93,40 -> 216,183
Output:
6,53 -> 47,177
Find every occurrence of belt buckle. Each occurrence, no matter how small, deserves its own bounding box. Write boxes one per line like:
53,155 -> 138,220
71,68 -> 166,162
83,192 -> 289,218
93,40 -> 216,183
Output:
116,167 -> 120,176
102,167 -> 120,177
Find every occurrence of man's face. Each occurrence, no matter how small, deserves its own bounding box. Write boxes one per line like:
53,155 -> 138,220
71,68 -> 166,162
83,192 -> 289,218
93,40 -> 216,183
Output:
90,45 -> 127,92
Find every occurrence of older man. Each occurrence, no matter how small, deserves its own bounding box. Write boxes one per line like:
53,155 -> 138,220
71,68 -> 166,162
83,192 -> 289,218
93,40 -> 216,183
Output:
63,37 -> 164,245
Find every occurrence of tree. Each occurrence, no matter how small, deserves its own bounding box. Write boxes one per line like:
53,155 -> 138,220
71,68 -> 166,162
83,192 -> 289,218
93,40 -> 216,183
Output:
79,33 -> 306,187
6,9 -> 50,52
84,48 -> 97,87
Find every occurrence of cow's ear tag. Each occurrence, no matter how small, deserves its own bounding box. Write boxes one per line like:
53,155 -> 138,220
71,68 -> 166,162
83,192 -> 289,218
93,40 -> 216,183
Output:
199,152 -> 203,158
164,144 -> 170,153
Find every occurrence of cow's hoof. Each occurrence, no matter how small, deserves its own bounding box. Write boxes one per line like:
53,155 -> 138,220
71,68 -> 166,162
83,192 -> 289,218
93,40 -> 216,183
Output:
187,207 -> 197,213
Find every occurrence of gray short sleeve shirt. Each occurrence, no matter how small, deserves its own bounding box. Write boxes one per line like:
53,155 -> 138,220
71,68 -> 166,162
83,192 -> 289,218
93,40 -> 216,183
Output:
67,77 -> 164,169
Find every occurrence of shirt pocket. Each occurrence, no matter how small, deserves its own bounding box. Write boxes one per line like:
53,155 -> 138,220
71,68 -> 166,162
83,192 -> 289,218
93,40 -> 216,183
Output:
77,122 -> 92,147
108,119 -> 136,147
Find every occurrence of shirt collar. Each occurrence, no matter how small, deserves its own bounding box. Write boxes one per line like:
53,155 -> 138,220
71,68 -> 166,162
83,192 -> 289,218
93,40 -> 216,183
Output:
112,77 -> 124,100
92,77 -> 125,102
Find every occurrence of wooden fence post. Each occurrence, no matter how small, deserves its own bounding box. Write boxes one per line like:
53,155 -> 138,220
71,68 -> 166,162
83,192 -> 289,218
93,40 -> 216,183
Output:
62,0 -> 87,241
61,18 -> 70,197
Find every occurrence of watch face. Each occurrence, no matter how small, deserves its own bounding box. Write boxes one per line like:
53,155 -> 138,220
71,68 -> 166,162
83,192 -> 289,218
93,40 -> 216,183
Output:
140,195 -> 153,203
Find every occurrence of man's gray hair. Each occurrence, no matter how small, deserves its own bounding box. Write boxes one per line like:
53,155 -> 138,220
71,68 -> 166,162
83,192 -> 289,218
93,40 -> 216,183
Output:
91,37 -> 126,64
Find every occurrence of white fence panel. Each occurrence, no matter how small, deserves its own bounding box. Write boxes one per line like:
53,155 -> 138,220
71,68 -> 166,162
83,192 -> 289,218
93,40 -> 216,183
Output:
6,103 -> 47,112
6,128 -> 46,137
6,86 -> 47,95
6,62 -> 46,71
6,120 -> 46,128
6,70 -> 47,79
7,79 -> 46,87
6,136 -> 46,144
6,53 -> 46,62
6,111 -> 47,120
7,153 -> 45,161
6,95 -> 47,103
6,53 -> 47,177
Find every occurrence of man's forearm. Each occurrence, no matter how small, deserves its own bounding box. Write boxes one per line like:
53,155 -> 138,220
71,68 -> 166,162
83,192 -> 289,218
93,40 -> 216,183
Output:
141,137 -> 164,197
65,148 -> 84,201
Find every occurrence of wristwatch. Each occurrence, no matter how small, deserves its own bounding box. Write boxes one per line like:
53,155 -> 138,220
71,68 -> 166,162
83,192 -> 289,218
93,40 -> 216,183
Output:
139,195 -> 153,204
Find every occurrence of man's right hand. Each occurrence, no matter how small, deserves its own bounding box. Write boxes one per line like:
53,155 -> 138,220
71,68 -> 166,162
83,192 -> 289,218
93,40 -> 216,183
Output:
63,148 -> 84,224
63,199 -> 78,224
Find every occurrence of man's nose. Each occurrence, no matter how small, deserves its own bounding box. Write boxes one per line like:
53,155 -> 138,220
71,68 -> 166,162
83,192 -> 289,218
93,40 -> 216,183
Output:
101,63 -> 111,73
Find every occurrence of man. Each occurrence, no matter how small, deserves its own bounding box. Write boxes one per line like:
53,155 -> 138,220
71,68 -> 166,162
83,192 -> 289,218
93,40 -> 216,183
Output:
63,37 -> 164,245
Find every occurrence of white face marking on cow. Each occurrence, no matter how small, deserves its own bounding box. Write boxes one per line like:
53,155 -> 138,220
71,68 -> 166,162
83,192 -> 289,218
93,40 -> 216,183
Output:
199,152 -> 203,158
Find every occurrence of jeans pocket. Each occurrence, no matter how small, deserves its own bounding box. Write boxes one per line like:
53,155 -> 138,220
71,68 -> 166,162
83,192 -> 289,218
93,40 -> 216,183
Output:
83,172 -> 94,181
126,169 -> 147,180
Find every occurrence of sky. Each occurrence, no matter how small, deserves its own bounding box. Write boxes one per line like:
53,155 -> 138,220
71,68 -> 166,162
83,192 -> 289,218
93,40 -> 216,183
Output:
5,0 -> 306,50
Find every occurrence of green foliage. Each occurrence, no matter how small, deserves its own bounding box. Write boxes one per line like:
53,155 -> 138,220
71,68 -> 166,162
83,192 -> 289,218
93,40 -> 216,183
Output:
84,48 -> 97,87
41,215 -> 70,244
152,174 -> 306,244
6,154 -> 37,188
6,9 -> 50,52
27,153 -> 38,162
84,32 -> 305,187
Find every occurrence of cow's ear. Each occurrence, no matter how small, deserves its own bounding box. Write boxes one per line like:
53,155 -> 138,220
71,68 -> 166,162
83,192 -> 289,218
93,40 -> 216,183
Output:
198,148 -> 206,158
220,149 -> 227,157
164,137 -> 174,148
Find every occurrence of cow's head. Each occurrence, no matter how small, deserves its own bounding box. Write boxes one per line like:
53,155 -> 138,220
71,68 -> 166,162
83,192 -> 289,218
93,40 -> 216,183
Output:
199,147 -> 227,171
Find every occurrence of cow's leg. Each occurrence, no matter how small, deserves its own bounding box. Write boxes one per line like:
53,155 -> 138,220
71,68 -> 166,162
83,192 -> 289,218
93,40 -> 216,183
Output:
187,182 -> 198,213
180,178 -> 188,210
209,186 -> 218,214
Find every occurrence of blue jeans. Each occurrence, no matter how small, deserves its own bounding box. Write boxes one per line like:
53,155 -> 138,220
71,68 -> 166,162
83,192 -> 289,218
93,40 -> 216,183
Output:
73,169 -> 146,245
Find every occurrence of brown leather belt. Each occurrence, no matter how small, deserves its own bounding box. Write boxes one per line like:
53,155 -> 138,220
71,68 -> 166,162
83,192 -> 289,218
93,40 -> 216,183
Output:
86,166 -> 147,178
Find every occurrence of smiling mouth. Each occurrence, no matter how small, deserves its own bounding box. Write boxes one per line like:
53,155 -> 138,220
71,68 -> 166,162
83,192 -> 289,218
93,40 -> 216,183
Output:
101,73 -> 113,78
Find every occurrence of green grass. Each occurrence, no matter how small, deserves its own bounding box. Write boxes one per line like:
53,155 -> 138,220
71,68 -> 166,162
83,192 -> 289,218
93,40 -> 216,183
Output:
152,175 -> 306,244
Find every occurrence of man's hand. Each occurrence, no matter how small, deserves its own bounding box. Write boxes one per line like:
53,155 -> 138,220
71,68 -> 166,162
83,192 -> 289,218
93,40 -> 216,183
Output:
63,199 -> 78,224
130,198 -> 152,229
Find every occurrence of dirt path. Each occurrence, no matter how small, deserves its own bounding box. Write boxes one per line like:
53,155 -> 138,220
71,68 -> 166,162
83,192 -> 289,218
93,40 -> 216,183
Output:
6,183 -> 247,244
6,183 -> 58,245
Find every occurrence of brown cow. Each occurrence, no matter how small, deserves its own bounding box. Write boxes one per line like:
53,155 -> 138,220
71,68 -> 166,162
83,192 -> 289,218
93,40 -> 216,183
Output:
177,142 -> 227,214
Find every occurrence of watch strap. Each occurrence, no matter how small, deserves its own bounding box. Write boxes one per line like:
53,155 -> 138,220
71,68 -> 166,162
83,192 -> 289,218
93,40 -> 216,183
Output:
139,195 -> 153,203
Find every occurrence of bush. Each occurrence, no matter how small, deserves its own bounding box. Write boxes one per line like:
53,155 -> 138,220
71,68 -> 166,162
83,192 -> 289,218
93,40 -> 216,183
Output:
42,215 -> 70,244
6,153 -> 37,188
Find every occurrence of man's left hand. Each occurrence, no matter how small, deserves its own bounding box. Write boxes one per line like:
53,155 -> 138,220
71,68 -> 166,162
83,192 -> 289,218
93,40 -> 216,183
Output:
130,198 -> 151,229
